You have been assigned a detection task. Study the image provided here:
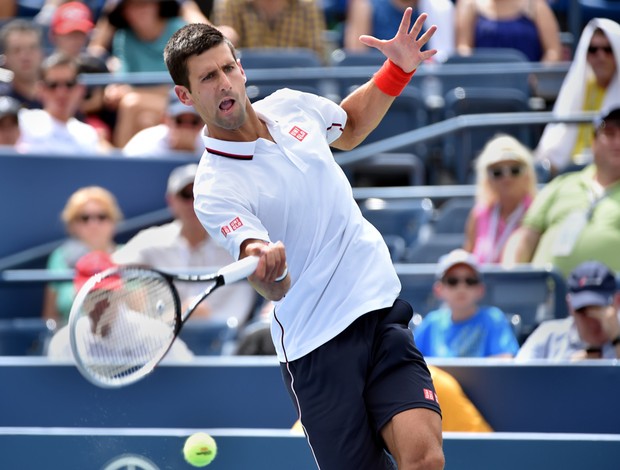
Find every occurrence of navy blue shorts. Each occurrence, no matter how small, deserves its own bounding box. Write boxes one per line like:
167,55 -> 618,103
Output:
280,298 -> 441,470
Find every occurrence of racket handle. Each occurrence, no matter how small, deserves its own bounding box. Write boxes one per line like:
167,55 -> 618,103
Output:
218,256 -> 260,284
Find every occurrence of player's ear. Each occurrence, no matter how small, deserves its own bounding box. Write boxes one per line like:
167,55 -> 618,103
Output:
175,85 -> 193,106
238,61 -> 247,83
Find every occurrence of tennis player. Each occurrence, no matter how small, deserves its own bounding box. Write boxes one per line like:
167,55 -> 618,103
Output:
164,9 -> 444,469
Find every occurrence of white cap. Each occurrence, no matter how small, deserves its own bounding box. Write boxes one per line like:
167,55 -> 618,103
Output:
436,249 -> 480,279
167,164 -> 198,195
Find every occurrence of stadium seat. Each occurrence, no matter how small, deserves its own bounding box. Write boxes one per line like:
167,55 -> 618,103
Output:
444,48 -> 529,65
330,48 -> 386,97
347,152 -> 426,187
432,197 -> 475,235
441,86 -> 532,183
360,197 -> 434,261
404,234 -> 465,264
578,0 -> 620,26
0,318 -> 54,355
177,318 -> 239,356
238,48 -> 323,91
238,48 -> 323,69
361,88 -> 430,158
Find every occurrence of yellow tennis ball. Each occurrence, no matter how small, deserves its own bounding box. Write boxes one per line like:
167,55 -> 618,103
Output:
183,432 -> 217,467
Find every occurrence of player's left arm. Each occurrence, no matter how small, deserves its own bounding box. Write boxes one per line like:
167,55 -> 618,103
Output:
331,9 -> 437,151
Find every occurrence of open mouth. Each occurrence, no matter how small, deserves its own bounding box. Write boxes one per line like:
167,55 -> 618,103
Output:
219,99 -> 235,111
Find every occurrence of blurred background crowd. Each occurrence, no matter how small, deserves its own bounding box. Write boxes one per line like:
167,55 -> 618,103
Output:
1,0 -> 620,424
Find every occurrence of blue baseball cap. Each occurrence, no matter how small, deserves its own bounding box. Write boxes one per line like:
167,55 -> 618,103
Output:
567,261 -> 617,310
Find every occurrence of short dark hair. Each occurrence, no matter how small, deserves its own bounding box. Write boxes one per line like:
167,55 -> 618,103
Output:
164,23 -> 237,90
39,52 -> 79,81
0,19 -> 42,53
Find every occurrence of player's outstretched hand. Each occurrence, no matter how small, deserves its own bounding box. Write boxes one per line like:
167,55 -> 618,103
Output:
358,8 -> 437,73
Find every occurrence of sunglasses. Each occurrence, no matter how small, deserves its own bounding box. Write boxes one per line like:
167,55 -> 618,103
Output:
76,213 -> 111,223
174,115 -> 202,127
587,45 -> 613,55
488,164 -> 524,180
177,187 -> 194,200
44,79 -> 78,90
442,276 -> 481,287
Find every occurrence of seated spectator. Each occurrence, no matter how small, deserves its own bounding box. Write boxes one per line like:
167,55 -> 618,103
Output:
87,0 -> 238,58
503,106 -> 620,277
414,249 -> 519,358
47,250 -> 194,361
49,2 -> 95,58
345,0 -> 454,62
464,134 -> 537,264
19,52 -> 111,153
123,87 -> 203,157
42,186 -> 123,325
455,0 -> 562,62
535,18 -> 620,174
213,0 -> 328,61
517,261 -> 620,360
0,19 -> 44,109
0,95 -> 24,149
112,164 -> 257,324
101,0 -> 187,147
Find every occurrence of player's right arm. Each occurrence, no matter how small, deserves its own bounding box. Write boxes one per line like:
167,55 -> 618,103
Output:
241,239 -> 290,301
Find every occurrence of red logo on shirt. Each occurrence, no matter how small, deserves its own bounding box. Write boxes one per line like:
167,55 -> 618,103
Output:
220,217 -> 243,238
230,217 -> 243,231
289,126 -> 308,141
423,388 -> 438,403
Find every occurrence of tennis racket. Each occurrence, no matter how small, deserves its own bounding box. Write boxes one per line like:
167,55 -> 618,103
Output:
68,256 -> 259,388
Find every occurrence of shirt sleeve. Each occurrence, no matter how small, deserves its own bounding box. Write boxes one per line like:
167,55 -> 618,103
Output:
302,92 -> 347,144
521,176 -> 562,233
515,323 -> 551,360
194,180 -> 270,262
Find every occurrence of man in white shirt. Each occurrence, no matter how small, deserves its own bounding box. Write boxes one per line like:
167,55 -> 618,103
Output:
112,164 -> 257,324
18,52 -> 106,155
123,87 -> 204,158
163,11 -> 444,470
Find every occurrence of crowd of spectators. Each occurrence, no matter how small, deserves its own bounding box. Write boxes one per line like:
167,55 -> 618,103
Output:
1,1 -> 620,380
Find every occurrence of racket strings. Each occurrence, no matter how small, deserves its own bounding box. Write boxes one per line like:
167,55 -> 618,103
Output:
72,269 -> 179,386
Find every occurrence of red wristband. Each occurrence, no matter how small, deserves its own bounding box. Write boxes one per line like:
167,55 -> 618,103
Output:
372,59 -> 416,97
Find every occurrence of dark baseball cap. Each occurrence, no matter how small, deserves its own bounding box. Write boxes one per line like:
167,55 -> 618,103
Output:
567,261 -> 617,310
593,105 -> 620,132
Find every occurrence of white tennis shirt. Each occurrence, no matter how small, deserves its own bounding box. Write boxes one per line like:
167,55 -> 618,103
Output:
194,89 -> 401,361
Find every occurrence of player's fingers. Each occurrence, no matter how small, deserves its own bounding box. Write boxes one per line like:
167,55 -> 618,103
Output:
407,11 -> 426,38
